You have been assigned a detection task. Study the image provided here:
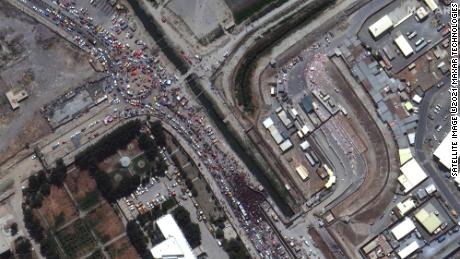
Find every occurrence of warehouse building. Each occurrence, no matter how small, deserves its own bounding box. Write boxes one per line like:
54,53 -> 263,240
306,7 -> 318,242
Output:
394,35 -> 414,57
424,0 -> 439,11
395,197 -> 416,217
397,241 -> 420,259
414,203 -> 443,235
295,165 -> 309,181
368,15 -> 394,38
398,158 -> 428,193
391,217 -> 416,240
433,130 -> 452,170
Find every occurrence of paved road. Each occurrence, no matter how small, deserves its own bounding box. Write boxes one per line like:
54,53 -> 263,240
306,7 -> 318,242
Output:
414,77 -> 460,214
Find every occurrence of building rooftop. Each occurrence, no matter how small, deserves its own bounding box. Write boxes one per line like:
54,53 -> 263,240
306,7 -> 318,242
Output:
398,158 -> 428,193
394,35 -> 414,57
391,217 -> 416,240
368,15 -> 393,38
415,203 -> 443,234
5,89 -> 28,110
151,214 -> 196,259
434,130 -> 452,169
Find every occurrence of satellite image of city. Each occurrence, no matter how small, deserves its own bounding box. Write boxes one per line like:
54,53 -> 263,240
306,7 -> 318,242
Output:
0,0 -> 458,258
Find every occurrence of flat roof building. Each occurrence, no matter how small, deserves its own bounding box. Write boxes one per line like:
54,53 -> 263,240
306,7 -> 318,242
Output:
262,117 -> 274,129
300,95 -> 314,114
394,35 -> 414,57
398,158 -> 428,193
415,203 -> 443,234
5,89 -> 28,110
416,6 -> 429,21
397,241 -> 420,259
369,15 -> 394,38
277,110 -> 293,128
396,198 -> 416,217
268,125 -> 284,144
279,139 -> 293,153
424,0 -> 439,11
391,217 -> 416,240
434,130 -> 452,169
295,165 -> 309,181
300,140 -> 310,151
151,214 -> 196,259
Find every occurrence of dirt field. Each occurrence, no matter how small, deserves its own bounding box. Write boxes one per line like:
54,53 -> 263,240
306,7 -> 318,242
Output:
106,236 -> 139,259
40,185 -> 78,227
0,0 -> 97,163
65,169 -> 98,200
65,169 -> 100,209
86,203 -> 124,243
98,153 -> 121,173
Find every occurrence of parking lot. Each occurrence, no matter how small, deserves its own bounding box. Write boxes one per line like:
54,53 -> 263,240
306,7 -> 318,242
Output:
358,0 -> 451,72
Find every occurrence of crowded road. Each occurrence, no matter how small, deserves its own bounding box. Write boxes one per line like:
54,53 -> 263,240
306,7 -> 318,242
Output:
13,0 -> 294,257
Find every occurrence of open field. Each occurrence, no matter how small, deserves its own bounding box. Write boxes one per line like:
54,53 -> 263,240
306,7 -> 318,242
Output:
65,169 -> 101,210
86,203 -> 124,243
39,185 -> 78,227
106,236 -> 139,259
0,0 -> 97,163
56,219 -> 97,258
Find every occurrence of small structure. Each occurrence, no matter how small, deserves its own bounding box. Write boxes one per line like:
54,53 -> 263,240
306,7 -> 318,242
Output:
279,139 -> 293,153
416,6 -> 429,21
394,35 -> 414,57
300,95 -> 314,114
120,156 -> 131,168
434,130 -> 452,169
425,184 -> 437,195
398,158 -> 428,193
300,140 -> 310,151
391,217 -> 416,240
5,89 -> 28,110
295,165 -> 309,181
151,214 -> 196,259
395,197 -> 416,217
369,15 -> 394,38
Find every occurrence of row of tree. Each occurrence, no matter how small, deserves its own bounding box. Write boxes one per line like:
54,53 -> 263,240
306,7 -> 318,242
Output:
75,120 -> 142,168
126,221 -> 152,259
172,206 -> 201,248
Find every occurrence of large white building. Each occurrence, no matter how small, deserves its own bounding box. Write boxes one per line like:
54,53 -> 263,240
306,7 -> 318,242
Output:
369,15 -> 394,38
398,158 -> 428,193
391,217 -> 416,240
150,214 -> 196,259
434,130 -> 452,169
394,35 -> 414,57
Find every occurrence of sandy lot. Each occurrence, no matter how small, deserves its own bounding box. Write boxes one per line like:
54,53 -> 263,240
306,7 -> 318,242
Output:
86,203 -> 125,243
0,0 -> 97,163
65,169 -> 100,205
39,185 -> 78,227
167,0 -> 231,39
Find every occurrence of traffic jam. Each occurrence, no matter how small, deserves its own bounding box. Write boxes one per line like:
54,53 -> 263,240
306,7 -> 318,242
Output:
18,0 -> 290,257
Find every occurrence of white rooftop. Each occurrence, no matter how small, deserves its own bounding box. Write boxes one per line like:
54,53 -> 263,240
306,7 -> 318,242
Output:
394,35 -> 414,57
398,158 -> 428,193
397,240 -> 420,259
151,214 -> 196,259
434,130 -> 452,169
391,217 -> 416,240
262,117 -> 274,129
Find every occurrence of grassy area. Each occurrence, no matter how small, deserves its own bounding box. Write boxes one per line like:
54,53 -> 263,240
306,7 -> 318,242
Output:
77,190 -> 100,211
110,168 -> 131,185
56,220 -> 97,258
